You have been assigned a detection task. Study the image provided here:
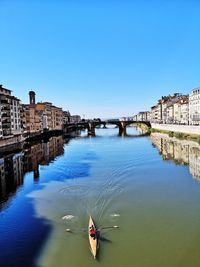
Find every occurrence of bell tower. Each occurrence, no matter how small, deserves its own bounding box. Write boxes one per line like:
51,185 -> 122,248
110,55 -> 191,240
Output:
29,91 -> 36,106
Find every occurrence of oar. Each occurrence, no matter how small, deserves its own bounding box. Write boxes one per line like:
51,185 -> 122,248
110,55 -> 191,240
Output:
99,225 -> 119,230
66,225 -> 119,232
66,229 -> 73,232
65,228 -> 87,233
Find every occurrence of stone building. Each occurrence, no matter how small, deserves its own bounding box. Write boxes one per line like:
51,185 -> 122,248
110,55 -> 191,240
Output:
189,87 -> 200,125
150,102 -> 162,123
0,85 -> 22,138
70,115 -> 81,123
161,94 -> 182,124
22,91 -> 63,134
173,96 -> 189,125
51,105 -> 63,130
22,92 -> 44,134
63,111 -> 71,125
39,102 -> 63,130
135,111 -> 150,121
166,103 -> 174,124
180,97 -> 189,124
150,93 -> 183,124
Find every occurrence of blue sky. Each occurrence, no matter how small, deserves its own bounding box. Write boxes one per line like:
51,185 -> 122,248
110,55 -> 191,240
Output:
0,0 -> 200,118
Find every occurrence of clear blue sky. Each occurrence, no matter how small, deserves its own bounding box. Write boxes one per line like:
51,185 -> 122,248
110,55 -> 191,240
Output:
0,0 -> 200,118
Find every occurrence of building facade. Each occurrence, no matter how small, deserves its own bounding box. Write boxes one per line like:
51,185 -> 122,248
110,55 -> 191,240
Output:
150,102 -> 162,123
173,96 -> 189,125
22,91 -> 64,134
136,111 -> 150,121
189,87 -> 200,125
70,115 -> 81,123
180,97 -> 189,125
0,85 -> 22,138
63,111 -> 71,125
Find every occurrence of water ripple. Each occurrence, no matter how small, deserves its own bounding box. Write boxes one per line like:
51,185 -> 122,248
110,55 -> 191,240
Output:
59,185 -> 90,196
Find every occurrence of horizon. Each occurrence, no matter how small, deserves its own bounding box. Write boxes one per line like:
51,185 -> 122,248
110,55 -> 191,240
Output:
0,0 -> 200,118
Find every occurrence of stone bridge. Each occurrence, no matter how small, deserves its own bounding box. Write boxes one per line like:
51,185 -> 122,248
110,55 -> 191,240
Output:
64,119 -> 151,136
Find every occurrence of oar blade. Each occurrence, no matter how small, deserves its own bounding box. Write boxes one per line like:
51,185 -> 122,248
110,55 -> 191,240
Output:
65,228 -> 87,233
99,225 -> 119,230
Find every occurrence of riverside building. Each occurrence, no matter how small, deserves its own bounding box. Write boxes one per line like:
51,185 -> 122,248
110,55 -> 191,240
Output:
63,111 -> 71,125
23,91 -> 63,134
173,96 -> 189,125
0,85 -> 22,138
189,87 -> 200,125
137,111 -> 150,121
70,115 -> 81,123
150,102 -> 162,123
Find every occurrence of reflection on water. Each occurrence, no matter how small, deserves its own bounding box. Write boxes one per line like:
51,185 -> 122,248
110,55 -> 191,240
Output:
150,132 -> 200,180
0,135 -> 65,209
1,128 -> 200,267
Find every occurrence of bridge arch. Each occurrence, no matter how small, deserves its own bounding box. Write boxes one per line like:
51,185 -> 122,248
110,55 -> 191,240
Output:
63,120 -> 151,136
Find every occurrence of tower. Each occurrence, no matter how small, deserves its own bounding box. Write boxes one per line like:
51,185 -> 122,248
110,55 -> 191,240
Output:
29,91 -> 36,106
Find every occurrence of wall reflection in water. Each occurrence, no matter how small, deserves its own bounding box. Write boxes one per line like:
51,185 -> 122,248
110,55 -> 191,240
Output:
0,135 -> 65,208
150,133 -> 200,181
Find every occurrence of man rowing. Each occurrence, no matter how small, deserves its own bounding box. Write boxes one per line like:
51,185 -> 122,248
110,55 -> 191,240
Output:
89,225 -> 97,240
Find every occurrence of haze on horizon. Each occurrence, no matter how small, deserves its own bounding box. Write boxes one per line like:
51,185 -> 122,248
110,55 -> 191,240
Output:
0,0 -> 200,119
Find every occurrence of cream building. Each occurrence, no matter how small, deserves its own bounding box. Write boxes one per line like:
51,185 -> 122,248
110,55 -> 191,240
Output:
161,94 -> 182,124
160,95 -> 189,125
180,97 -> 189,124
189,87 -> 200,125
137,111 -> 150,121
166,103 -> 174,124
150,102 -> 162,123
173,96 -> 189,125
10,96 -> 22,135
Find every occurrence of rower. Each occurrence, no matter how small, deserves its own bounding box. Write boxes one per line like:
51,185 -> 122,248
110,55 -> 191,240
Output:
89,225 -> 97,240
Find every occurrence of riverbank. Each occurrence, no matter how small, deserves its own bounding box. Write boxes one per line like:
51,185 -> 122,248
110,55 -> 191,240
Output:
0,126 -> 81,150
0,129 -> 81,157
0,130 -> 63,150
0,134 -> 25,149
151,123 -> 200,143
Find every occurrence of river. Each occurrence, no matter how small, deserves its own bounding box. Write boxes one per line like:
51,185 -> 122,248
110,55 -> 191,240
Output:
0,127 -> 200,267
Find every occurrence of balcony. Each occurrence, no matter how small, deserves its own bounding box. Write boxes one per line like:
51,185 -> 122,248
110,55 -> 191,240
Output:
2,123 -> 11,128
0,98 -> 9,104
3,129 -> 11,136
1,112 -> 10,118
1,106 -> 10,111
2,116 -> 11,122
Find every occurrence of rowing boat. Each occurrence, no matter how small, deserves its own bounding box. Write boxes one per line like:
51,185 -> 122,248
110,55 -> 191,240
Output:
88,216 -> 98,259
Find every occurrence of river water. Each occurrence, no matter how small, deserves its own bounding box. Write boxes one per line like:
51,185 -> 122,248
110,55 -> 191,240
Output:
1,127 -> 200,267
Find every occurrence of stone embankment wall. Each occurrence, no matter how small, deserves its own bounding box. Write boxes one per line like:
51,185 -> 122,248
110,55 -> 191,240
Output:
0,135 -> 25,148
0,129 -> 65,149
151,123 -> 200,135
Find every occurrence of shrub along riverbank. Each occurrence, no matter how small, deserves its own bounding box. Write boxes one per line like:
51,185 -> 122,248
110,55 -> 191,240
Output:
150,128 -> 200,143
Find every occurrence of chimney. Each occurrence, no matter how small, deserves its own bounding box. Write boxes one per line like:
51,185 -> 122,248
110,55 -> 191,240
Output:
29,91 -> 36,106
